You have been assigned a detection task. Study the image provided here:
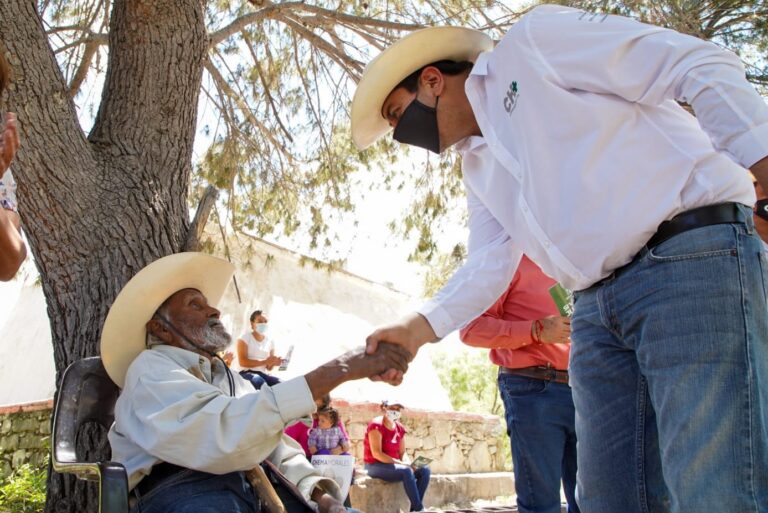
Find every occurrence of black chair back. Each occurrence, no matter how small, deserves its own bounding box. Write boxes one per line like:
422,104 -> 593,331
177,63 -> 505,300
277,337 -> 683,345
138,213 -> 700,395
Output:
51,357 -> 129,513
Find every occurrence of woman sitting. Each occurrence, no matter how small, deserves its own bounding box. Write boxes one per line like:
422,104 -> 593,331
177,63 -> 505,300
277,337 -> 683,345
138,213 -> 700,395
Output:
363,401 -> 431,512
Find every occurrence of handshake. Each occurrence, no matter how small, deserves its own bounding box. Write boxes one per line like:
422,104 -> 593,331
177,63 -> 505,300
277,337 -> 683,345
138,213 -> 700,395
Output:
303,341 -> 413,401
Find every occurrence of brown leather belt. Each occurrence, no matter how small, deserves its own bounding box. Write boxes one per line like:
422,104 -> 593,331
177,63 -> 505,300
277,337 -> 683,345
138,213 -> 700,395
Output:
500,365 -> 569,385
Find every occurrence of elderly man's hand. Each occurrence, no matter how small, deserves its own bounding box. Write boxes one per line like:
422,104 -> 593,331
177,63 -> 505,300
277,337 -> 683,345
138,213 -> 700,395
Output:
337,342 -> 412,383
304,342 -> 412,400
365,312 -> 436,385
315,492 -> 346,513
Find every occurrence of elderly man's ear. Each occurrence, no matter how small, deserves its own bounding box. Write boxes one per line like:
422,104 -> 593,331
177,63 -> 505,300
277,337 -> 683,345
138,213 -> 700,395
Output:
147,318 -> 174,344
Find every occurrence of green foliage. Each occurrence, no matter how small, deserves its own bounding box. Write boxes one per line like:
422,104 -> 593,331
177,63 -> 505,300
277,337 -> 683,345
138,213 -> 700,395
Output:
422,243 -> 466,297
0,464 -> 46,513
42,0 -> 767,267
433,347 -> 503,417
43,0 -> 526,265
432,346 -> 512,468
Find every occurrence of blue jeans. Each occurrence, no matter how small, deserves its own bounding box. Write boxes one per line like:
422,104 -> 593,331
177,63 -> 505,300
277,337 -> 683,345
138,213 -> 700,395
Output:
131,469 -> 257,513
239,370 -> 281,390
498,373 -> 580,513
570,215 -> 768,513
365,462 -> 431,511
131,467 -> 363,513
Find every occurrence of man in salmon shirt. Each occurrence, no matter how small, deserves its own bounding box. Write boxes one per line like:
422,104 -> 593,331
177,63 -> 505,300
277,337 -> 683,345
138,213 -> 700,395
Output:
460,255 -> 577,513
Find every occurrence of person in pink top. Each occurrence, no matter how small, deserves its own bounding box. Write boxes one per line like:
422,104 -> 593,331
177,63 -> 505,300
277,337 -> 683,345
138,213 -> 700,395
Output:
460,255 -> 579,513
284,395 -> 350,458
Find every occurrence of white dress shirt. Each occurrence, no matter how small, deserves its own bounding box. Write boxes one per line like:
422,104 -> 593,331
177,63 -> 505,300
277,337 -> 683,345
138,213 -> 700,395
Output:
418,4 -> 768,338
109,344 -> 340,502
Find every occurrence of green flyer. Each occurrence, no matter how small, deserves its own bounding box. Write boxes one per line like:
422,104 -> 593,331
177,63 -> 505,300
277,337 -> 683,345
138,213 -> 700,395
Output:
549,283 -> 574,317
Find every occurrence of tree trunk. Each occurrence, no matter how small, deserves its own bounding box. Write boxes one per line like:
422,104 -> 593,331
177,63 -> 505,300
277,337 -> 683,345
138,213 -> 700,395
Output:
0,1 -> 207,511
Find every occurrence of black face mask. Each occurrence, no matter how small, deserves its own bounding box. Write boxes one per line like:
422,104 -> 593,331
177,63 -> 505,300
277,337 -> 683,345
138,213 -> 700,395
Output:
392,97 -> 440,154
756,198 -> 768,222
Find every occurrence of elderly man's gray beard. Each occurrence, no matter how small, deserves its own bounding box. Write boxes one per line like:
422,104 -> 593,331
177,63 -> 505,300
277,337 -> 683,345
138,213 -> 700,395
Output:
184,319 -> 232,354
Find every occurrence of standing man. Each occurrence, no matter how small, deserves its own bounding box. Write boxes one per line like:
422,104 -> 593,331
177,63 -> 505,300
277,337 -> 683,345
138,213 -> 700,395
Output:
352,6 -> 768,513
460,256 -> 577,513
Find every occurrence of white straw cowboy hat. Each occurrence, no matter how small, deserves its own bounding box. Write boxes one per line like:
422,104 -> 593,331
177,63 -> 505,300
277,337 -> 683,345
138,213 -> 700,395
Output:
100,252 -> 235,387
350,26 -> 493,150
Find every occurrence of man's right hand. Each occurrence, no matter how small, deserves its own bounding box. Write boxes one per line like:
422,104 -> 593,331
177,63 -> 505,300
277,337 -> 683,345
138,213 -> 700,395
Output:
364,312 -> 437,384
304,342 -> 412,399
537,315 -> 571,344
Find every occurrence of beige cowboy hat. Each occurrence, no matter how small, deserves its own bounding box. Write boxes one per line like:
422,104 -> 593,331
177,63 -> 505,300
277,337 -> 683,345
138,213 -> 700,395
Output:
350,26 -> 493,150
100,252 -> 235,387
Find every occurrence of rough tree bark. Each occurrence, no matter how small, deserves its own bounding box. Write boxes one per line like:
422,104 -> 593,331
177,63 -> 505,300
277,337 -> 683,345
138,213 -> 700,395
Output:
0,0 -> 208,511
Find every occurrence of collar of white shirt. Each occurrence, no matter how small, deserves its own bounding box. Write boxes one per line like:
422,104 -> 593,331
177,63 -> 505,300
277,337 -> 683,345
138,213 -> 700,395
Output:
149,344 -> 226,384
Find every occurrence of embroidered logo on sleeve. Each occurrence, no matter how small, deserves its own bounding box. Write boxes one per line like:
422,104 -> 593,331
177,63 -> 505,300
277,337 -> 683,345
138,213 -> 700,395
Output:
503,81 -> 519,114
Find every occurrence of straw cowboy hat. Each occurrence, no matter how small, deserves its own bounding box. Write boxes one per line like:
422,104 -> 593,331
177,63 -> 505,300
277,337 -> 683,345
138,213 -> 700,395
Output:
350,26 -> 493,150
100,252 -> 235,387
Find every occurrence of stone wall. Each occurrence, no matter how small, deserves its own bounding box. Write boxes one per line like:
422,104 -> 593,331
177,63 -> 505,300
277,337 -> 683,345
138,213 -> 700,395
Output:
0,400 -> 52,479
0,399 -> 509,480
337,401 -> 508,474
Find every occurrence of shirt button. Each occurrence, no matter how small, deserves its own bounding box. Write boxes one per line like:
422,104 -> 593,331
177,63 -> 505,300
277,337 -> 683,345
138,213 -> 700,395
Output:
544,241 -> 551,248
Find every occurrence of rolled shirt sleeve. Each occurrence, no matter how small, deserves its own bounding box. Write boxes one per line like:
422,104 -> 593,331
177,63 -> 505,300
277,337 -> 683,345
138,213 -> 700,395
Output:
461,316 -> 535,349
269,435 -> 342,502
524,5 -> 768,168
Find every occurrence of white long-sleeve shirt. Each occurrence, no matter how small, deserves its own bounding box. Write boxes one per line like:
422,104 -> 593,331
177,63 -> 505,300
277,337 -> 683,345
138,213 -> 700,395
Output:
418,4 -> 768,338
109,344 -> 340,502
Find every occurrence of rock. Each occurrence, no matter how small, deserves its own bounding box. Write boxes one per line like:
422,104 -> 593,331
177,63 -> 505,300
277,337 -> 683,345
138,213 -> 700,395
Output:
11,449 -> 27,468
404,437 -> 422,450
0,434 -> 18,451
432,422 -> 452,447
347,423 -> 366,440
468,441 -> 491,472
439,442 -> 464,474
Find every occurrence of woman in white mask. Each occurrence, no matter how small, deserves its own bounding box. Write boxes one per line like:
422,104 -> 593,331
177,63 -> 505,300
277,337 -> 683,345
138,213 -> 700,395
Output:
363,401 -> 431,512
235,309 -> 283,389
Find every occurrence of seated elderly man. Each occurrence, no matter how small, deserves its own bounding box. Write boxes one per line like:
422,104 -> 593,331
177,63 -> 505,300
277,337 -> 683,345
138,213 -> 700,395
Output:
101,252 -> 411,513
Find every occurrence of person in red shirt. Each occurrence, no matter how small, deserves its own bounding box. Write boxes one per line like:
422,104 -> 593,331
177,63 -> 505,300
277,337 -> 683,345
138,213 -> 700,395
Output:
460,255 -> 579,513
363,401 -> 430,512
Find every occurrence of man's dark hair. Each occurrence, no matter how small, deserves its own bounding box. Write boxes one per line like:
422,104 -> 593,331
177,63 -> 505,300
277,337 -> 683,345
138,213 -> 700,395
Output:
396,60 -> 474,94
249,310 -> 263,323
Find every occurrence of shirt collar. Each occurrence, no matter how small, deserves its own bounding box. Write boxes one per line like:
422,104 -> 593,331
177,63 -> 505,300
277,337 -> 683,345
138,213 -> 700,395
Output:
150,344 -> 222,383
470,51 -> 491,77
455,135 -> 487,156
